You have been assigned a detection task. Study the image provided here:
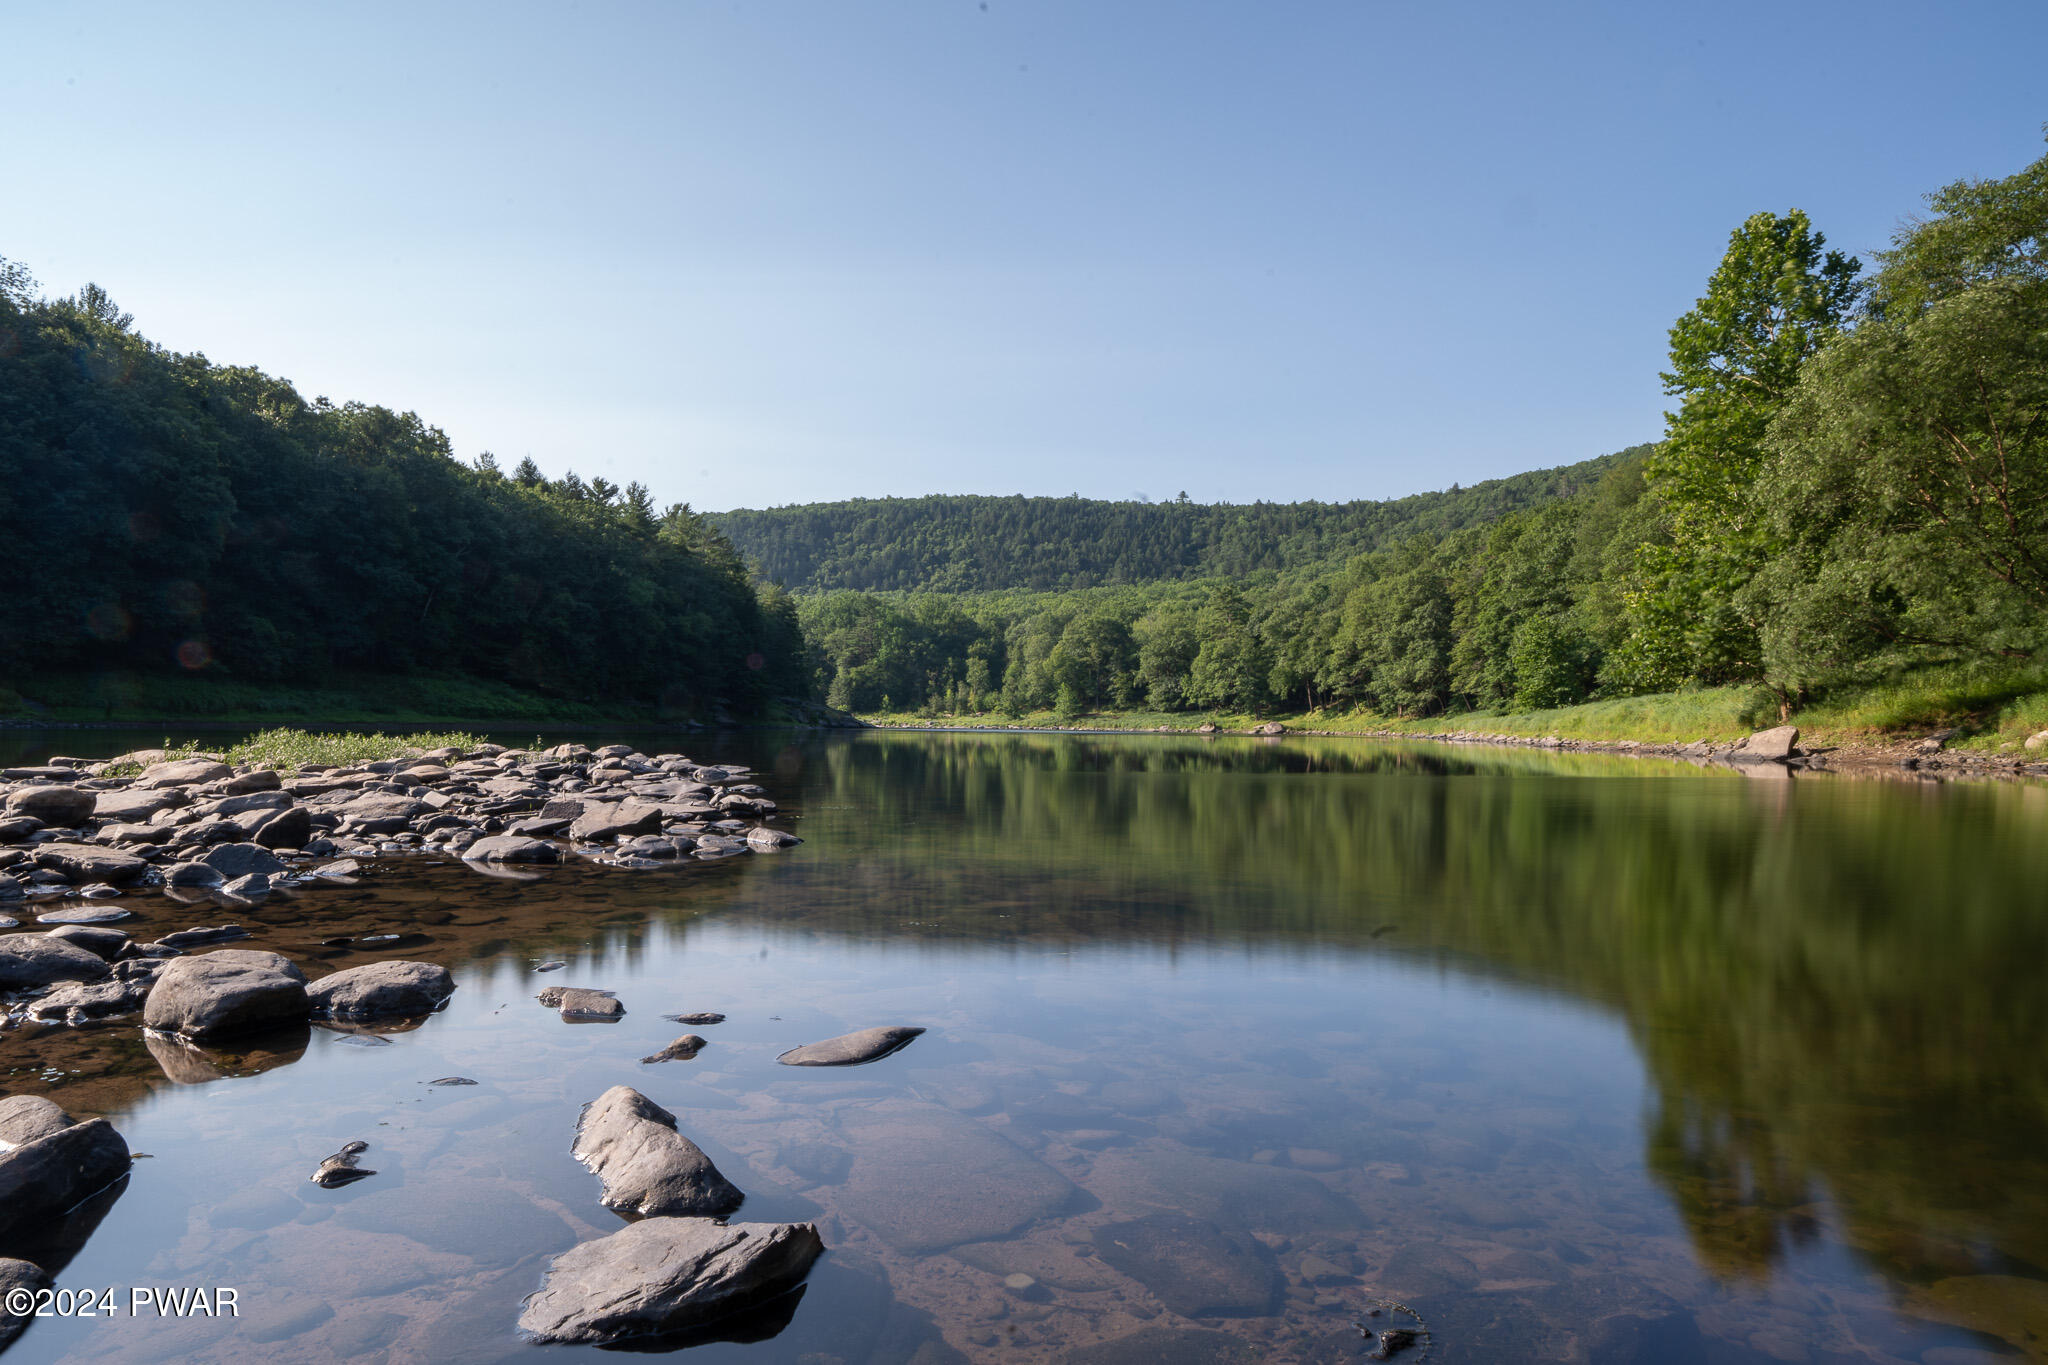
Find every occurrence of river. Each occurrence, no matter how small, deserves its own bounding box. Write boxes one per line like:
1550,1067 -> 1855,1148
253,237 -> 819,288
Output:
2,728 -> 2044,1363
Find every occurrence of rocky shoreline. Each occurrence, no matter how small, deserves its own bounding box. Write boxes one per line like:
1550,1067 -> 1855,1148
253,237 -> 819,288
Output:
868,719 -> 2048,780
0,740 -> 878,1350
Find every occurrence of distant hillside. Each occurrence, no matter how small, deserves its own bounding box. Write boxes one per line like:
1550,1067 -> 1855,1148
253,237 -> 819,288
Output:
712,448 -> 1648,593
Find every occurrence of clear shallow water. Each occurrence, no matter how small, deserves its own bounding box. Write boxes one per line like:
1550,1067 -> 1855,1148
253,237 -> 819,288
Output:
2,730 -> 2046,1363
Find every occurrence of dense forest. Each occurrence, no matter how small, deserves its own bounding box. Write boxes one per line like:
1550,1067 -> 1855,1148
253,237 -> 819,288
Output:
710,455 -> 1630,593
0,266 -> 805,712
787,140 -> 2048,723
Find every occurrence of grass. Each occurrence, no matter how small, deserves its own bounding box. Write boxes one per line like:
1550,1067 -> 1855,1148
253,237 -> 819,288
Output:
225,728 -> 485,770
860,662 -> 2048,754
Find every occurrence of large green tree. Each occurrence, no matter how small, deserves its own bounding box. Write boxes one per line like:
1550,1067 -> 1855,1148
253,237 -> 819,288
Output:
1614,211 -> 1862,699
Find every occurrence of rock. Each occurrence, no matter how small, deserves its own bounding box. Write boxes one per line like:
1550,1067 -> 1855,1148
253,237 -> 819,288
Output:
99,822 -> 171,846
1740,725 -> 1800,760
2025,729 -> 2048,752
568,801 -> 665,842
665,1011 -> 726,1025
136,757 -> 233,788
1586,1309 -> 1707,1364
338,794 -> 431,835
3,786 -> 96,825
156,924 -> 250,948
25,973 -> 157,1024
539,986 -> 625,1019
0,1117 -> 130,1237
517,1217 -> 824,1346
225,768 -> 282,795
1253,721 -> 1287,736
777,1025 -> 926,1067
45,924 -> 128,960
307,961 -> 456,1019
220,872 -> 273,902
1197,722 -> 1220,735
197,842 -> 286,879
1084,1148 -> 1365,1235
0,818 -> 40,844
427,1076 -> 478,1086
163,860 -> 223,887
572,1086 -> 745,1217
310,1140 -> 377,1188
0,1095 -> 75,1147
641,1035 -> 707,1063
92,788 -> 179,823
309,858 -> 363,880
0,1258 -> 49,1348
1059,1327 -> 1261,1365
833,1099 -> 1078,1254
31,842 -> 148,884
36,904 -> 132,924
0,932 -> 111,988
142,949 -> 309,1039
250,805 -> 313,849
462,835 -> 560,864
1091,1215 -> 1279,1317
745,826 -> 800,850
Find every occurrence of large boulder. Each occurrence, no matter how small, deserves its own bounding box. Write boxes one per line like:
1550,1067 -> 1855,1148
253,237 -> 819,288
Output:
31,843 -> 149,885
197,842 -> 286,880
248,805 -> 313,849
0,933 -> 111,989
463,836 -> 560,864
0,1095 -> 75,1147
517,1218 -> 824,1345
1739,725 -> 1800,760
0,1117 -> 130,1237
307,961 -> 455,1020
777,1025 -> 925,1067
142,949 -> 309,1040
569,801 -> 664,843
2,786 -> 96,825
572,1086 -> 744,1217
136,757 -> 233,789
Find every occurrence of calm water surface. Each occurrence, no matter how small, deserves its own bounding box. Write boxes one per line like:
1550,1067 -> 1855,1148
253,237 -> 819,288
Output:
1,730 -> 2044,1364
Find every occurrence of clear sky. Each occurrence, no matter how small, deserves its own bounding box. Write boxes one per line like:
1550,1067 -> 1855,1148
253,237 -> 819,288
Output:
5,2 -> 2044,512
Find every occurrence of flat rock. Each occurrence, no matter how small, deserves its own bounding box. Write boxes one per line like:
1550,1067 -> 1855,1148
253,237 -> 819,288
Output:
746,826 -> 800,849
36,905 -> 134,925
143,949 -> 310,1040
539,986 -> 624,1018
308,960 -> 456,1019
25,974 -> 156,1024
834,1099 -> 1077,1253
137,757 -> 233,788
665,1011 -> 726,1025
462,835 -> 560,864
517,1217 -> 824,1346
163,861 -> 224,887
1084,1148 -> 1367,1235
197,842 -> 287,879
1091,1214 -> 1279,1317
778,1025 -> 926,1067
31,842 -> 148,885
0,1095 -> 75,1147
568,801 -> 665,842
92,788 -> 178,823
0,1117 -> 130,1237
4,786 -> 96,824
572,1085 -> 744,1217
0,932 -> 111,989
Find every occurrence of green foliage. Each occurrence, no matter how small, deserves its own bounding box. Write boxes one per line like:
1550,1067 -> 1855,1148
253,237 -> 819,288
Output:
225,727 -> 482,770
0,260 -> 801,713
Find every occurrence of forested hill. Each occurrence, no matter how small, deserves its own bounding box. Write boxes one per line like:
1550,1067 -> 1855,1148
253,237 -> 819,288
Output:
0,261 -> 805,712
712,449 -> 1646,593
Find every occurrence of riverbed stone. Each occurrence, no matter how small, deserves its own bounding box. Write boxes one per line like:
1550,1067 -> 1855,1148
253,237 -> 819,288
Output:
0,932 -> 111,988
25,973 -> 158,1024
1083,1148 -> 1366,1235
517,1217 -> 824,1345
778,1025 -> 926,1067
462,835 -> 560,864
833,1099 -> 1078,1253
573,1085 -> 745,1217
198,842 -> 286,879
137,757 -> 233,788
249,805 -> 313,849
0,1095 -> 75,1147
307,961 -> 456,1020
1740,725 -> 1800,760
1059,1327 -> 1261,1365
3,786 -> 96,825
93,788 -> 179,823
0,1258 -> 49,1348
46,924 -> 128,960
1092,1214 -> 1279,1317
568,801 -> 664,842
0,1117 -> 130,1237
143,948 -> 309,1039
539,986 -> 624,1018
746,825 -> 800,850
163,861 -> 223,886
31,842 -> 148,885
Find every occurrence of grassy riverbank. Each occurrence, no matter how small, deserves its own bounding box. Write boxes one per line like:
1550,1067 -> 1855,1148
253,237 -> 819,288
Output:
860,661 -> 2048,756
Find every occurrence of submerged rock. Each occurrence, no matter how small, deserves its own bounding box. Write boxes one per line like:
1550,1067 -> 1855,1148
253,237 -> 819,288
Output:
1091,1214 -> 1280,1317
640,1035 -> 707,1063
665,1011 -> 726,1025
307,960 -> 455,1020
572,1086 -> 744,1217
832,1098 -> 1077,1254
142,949 -> 309,1040
517,1218 -> 823,1345
777,1025 -> 925,1067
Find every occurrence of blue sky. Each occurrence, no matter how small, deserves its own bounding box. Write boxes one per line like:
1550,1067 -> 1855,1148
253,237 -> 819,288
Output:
5,1 -> 2044,511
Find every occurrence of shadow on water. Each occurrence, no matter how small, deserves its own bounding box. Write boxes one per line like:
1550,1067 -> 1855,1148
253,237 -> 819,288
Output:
1,727 -> 2045,1361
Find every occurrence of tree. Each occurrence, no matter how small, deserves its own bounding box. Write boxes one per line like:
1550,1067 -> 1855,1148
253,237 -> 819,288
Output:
1616,210 -> 1862,696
